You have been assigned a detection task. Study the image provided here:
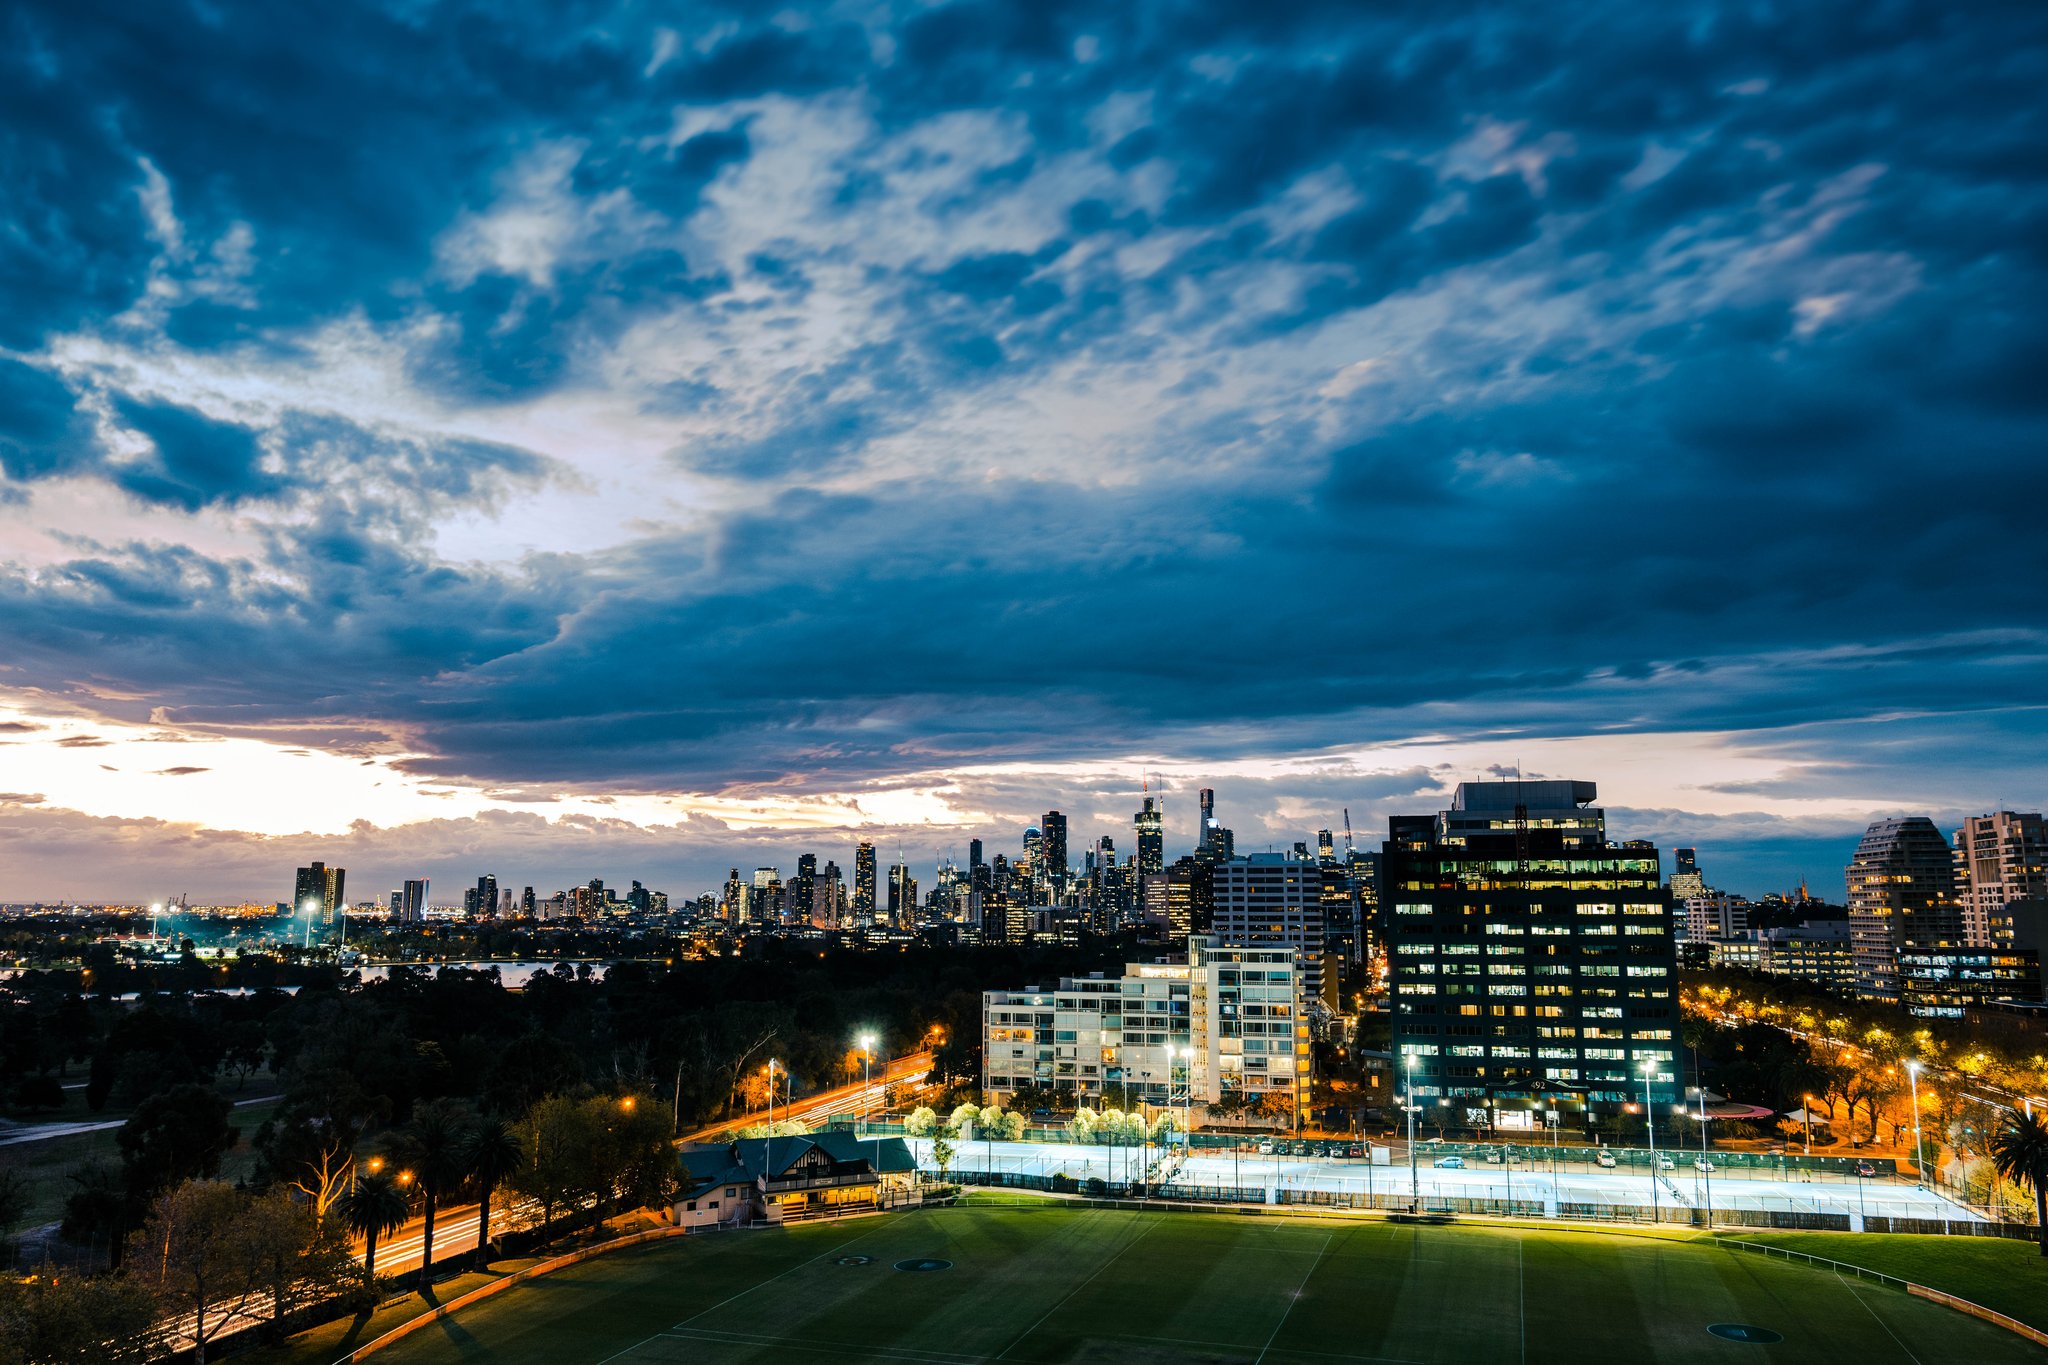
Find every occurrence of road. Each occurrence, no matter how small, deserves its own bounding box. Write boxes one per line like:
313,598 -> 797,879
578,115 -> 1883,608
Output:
678,1049 -> 934,1143
0,1093 -> 280,1147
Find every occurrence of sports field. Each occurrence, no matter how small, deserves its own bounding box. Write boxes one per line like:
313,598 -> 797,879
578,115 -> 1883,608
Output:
372,1206 -> 2044,1364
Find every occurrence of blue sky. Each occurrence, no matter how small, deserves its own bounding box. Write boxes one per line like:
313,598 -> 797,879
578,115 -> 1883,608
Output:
1,1 -> 2045,902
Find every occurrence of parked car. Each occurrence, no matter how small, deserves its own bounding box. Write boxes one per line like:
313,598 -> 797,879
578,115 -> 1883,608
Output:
1434,1155 -> 1466,1169
1694,1158 -> 1715,1174
1484,1149 -> 1505,1164
1855,1161 -> 1878,1178
1655,1155 -> 1674,1171
1595,1150 -> 1618,1168
1257,1140 -> 1275,1155
1346,1144 -> 1363,1158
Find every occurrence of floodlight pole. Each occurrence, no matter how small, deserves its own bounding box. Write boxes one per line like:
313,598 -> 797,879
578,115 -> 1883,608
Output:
1906,1061 -> 1924,1189
1641,1061 -> 1659,1224
1405,1054 -> 1419,1213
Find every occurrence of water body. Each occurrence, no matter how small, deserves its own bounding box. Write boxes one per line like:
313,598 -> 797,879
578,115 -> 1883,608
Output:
353,960 -> 613,989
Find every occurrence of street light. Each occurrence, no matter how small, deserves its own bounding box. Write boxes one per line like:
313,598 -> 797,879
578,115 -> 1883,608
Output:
1802,1094 -> 1814,1156
859,1032 -> 880,1179
1640,1060 -> 1659,1224
1905,1061 -> 1924,1188
1404,1053 -> 1419,1213
766,1059 -> 780,1134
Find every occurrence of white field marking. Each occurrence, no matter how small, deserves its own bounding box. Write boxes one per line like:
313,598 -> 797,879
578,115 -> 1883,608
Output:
666,1325 -> 984,1364
993,1214 -> 1162,1360
669,1217 -> 901,1331
1252,1231 -> 1334,1365
1517,1236 -> 1526,1365
1833,1269 -> 1925,1365
1103,1330 -> 1423,1364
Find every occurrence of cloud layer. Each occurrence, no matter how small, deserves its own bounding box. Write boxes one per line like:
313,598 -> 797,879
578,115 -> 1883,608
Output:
2,1 -> 2045,898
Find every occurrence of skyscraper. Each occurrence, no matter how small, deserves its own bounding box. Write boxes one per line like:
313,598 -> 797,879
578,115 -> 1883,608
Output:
968,838 -> 984,872
472,874 -> 498,920
1135,795 -> 1164,879
1954,812 -> 2048,947
1316,828 -> 1336,861
1847,817 -> 1961,1001
854,842 -> 877,923
887,862 -> 916,925
1669,848 -> 1705,902
1040,810 -> 1068,900
292,862 -> 345,923
520,886 -> 536,917
1379,780 -> 1678,1124
400,877 -> 429,925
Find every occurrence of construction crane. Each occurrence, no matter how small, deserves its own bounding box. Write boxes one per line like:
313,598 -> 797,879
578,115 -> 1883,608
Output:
1342,807 -> 1355,856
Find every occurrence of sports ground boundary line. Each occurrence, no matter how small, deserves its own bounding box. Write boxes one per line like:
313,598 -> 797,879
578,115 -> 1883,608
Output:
314,1200 -> 2048,1363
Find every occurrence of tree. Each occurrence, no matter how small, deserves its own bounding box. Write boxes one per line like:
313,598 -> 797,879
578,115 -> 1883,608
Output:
947,1102 -> 981,1136
0,1168 -> 28,1257
461,1118 -> 525,1264
336,1173 -> 410,1281
930,1135 -> 954,1183
0,1272 -> 162,1364
390,1099 -> 470,1285
1990,1111 -> 2048,1258
510,1095 -> 588,1236
127,1181 -> 272,1365
251,1069 -> 386,1225
903,1106 -> 938,1136
118,1083 -> 234,1210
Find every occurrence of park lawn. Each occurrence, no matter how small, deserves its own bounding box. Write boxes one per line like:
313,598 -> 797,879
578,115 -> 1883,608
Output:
4,1081 -> 283,1231
234,1270 -> 502,1365
1721,1230 -> 2048,1332
342,1206 -> 2047,1364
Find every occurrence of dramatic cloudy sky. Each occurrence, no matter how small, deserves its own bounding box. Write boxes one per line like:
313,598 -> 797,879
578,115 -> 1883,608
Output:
3,1 -> 2045,903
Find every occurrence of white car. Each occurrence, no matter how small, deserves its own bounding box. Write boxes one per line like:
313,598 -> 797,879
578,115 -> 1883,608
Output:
1655,1155 -> 1674,1171
1595,1150 -> 1617,1168
1694,1158 -> 1716,1174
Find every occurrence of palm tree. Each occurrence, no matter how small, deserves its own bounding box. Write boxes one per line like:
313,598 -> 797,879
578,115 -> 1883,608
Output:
337,1173 -> 410,1280
396,1101 -> 471,1285
461,1118 -> 525,1265
1990,1110 -> 2048,1257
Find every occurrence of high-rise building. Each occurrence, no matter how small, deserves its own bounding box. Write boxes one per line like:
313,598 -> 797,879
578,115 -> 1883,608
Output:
399,878 -> 429,925
1135,796 -> 1164,879
752,868 -> 782,924
1164,856 -> 1213,939
854,842 -> 877,922
1669,848 -> 1705,903
1379,780 -> 1678,1124
471,874 -> 498,920
812,860 -> 842,929
1214,852 -> 1330,1008
981,936 -> 1309,1114
520,886 -> 536,917
292,862 -> 345,923
968,838 -> 984,872
1684,893 -> 1750,942
1041,810 -> 1069,900
790,854 -> 817,928
1955,812 -> 2048,947
1846,817 -> 1962,1001
887,863 -> 916,925
1317,829 -> 1336,861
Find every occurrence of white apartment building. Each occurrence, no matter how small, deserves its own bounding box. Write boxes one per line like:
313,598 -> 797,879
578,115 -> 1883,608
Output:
1684,892 -> 1751,942
982,936 -> 1309,1117
1212,853 -> 1332,1008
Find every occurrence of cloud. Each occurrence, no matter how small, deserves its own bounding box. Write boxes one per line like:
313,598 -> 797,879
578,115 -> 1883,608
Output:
153,766 -> 210,776
0,0 -> 2043,897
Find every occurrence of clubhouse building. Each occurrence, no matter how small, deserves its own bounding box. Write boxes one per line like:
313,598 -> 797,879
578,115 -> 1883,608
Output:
671,1132 -> 917,1227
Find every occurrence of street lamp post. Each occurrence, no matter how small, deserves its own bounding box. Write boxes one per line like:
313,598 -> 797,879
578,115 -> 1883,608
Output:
1404,1054 -> 1419,1213
766,1059 -> 780,1134
1803,1095 -> 1814,1156
1641,1060 -> 1659,1224
1905,1061 -> 1924,1188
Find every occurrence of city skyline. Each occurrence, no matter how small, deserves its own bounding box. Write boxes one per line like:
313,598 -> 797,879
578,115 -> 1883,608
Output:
4,4 -> 2047,902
